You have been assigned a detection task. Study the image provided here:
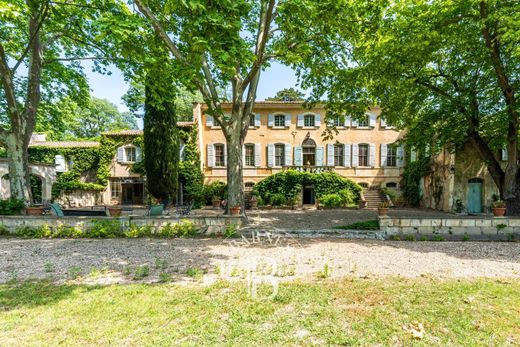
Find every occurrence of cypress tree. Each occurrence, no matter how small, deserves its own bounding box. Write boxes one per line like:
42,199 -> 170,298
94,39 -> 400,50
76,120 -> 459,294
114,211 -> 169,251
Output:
143,52 -> 179,205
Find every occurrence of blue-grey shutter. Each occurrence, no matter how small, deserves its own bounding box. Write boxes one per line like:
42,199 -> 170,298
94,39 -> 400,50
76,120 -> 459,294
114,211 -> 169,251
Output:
344,144 -> 351,167
345,116 -> 351,127
380,144 -> 388,167
297,114 -> 304,127
294,146 -> 303,166
135,147 -> 142,162
352,144 -> 359,167
369,144 -> 376,167
369,114 -> 376,127
255,143 -> 261,167
267,144 -> 274,167
206,115 -> 214,127
327,144 -> 334,166
315,114 -> 321,127
268,114 -> 274,127
117,147 -> 125,162
284,143 -> 292,166
380,117 -> 386,128
207,144 -> 214,167
55,155 -> 66,172
316,146 -> 324,166
284,114 -> 291,127
397,145 -> 405,167
255,113 -> 261,127
223,143 -> 227,167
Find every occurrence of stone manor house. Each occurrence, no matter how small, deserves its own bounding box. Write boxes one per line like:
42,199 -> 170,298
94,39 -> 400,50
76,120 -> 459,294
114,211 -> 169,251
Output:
0,101 -> 509,213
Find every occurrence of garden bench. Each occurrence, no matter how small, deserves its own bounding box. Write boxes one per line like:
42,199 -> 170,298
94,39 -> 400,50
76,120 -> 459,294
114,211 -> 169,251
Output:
49,203 -> 107,217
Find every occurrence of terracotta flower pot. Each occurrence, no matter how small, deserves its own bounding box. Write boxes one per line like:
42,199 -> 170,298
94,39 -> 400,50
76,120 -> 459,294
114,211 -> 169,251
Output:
378,208 -> 389,216
212,199 -> 221,208
492,207 -> 506,217
26,207 -> 44,216
230,206 -> 241,215
108,207 -> 122,217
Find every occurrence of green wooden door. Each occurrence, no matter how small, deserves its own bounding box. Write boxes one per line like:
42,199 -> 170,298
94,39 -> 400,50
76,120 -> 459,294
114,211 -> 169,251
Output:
467,182 -> 482,213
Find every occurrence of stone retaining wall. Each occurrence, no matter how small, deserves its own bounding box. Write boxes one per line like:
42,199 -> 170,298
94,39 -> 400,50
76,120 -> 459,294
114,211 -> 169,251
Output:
379,216 -> 520,238
0,215 -> 242,235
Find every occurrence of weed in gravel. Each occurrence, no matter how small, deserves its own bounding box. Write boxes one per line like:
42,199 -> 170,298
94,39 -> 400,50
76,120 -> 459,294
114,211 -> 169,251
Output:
404,234 -> 415,241
134,265 -> 150,280
433,235 -> 446,242
317,264 -> 331,279
462,233 -> 470,242
44,263 -> 55,273
154,257 -> 168,270
186,267 -> 204,279
159,272 -> 172,283
68,266 -> 82,279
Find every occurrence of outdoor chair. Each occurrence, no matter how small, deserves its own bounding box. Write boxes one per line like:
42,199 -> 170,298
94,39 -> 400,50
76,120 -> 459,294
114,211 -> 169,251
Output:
50,203 -> 107,216
175,202 -> 193,216
148,204 -> 164,216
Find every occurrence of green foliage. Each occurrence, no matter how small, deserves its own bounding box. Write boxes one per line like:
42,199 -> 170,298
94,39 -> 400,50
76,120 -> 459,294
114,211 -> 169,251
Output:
320,194 -> 343,207
0,226 -> 9,236
87,220 -> 123,238
133,265 -> 150,280
265,88 -> 305,101
253,170 -> 361,206
158,220 -> 198,238
178,125 -> 204,208
186,267 -> 204,279
202,181 -> 227,205
333,220 -> 380,231
0,199 -> 24,215
402,158 -> 431,207
224,224 -> 238,238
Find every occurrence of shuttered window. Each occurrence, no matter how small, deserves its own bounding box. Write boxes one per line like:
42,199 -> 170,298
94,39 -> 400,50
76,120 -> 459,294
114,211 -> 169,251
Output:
125,147 -> 136,162
274,114 -> 285,127
358,115 -> 369,127
215,144 -> 225,167
334,144 -> 344,166
275,144 -> 285,166
304,114 -> 315,127
245,144 -> 255,166
358,144 -> 369,166
387,145 -> 397,167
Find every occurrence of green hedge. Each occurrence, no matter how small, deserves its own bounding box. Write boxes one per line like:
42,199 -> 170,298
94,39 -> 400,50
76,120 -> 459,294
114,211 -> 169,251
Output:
0,199 -> 24,215
253,170 -> 362,206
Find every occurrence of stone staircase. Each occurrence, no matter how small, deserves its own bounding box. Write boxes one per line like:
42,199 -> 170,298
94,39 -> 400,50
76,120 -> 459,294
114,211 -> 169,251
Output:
363,190 -> 388,208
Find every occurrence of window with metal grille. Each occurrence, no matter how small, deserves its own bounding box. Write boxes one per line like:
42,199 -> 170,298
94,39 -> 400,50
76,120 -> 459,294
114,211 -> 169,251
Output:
274,114 -> 285,127
334,144 -> 344,166
275,144 -> 285,166
358,144 -> 369,166
304,114 -> 315,127
215,144 -> 225,167
387,145 -> 397,167
245,144 -> 255,166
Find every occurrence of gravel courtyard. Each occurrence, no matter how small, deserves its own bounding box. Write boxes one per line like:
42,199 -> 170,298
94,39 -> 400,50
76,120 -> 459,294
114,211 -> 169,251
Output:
1,238 -> 519,284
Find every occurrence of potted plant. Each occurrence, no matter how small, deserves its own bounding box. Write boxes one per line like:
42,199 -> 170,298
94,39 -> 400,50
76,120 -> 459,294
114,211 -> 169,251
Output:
212,196 -> 221,208
25,205 -> 45,216
249,194 -> 258,209
108,206 -> 122,217
491,200 -> 506,216
230,206 -> 241,215
378,201 -> 390,216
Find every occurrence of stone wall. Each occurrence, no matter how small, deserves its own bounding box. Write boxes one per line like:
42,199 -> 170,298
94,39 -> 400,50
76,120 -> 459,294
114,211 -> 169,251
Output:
0,215 -> 242,235
379,216 -> 520,238
56,190 -> 104,207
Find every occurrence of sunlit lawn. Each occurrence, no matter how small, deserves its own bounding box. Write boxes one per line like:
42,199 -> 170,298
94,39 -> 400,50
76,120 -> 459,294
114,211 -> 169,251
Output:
0,278 -> 519,346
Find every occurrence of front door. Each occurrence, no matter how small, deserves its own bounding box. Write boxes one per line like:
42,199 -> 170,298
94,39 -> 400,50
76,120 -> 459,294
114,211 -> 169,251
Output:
124,185 -> 133,204
303,187 -> 315,204
467,181 -> 482,213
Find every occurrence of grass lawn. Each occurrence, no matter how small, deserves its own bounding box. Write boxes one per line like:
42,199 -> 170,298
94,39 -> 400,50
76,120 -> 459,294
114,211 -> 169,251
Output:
0,278 -> 519,346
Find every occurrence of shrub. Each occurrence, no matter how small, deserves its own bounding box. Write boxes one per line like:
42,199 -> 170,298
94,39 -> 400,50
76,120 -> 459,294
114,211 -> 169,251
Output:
269,193 -> 287,206
158,220 -> 197,238
311,172 -> 362,200
253,170 -> 305,205
224,224 -> 238,238
0,226 -> 9,236
202,181 -> 227,205
124,225 -> 153,238
87,220 -> 123,238
0,199 -> 24,215
320,194 -> 343,207
338,189 -> 356,206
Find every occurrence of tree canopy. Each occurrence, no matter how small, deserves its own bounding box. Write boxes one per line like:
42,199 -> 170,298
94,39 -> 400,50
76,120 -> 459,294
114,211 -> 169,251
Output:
266,87 -> 305,101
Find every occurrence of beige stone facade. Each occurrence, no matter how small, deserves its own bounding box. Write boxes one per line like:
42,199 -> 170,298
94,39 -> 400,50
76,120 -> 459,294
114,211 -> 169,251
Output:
195,101 -> 406,190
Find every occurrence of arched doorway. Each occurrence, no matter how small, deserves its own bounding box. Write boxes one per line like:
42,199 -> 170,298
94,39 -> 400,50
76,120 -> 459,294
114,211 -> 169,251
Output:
467,178 -> 483,213
302,133 -> 316,166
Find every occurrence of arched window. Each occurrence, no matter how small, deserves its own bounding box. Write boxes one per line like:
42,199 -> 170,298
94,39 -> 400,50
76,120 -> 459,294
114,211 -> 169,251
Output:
386,182 -> 398,188
304,114 -> 315,127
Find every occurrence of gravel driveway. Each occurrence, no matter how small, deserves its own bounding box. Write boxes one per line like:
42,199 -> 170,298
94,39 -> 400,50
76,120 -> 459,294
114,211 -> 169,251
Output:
1,238 -> 519,284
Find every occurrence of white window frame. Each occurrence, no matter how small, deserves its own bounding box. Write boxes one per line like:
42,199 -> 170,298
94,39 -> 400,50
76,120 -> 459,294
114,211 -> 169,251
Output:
274,114 -> 286,128
334,144 -> 344,166
125,146 -> 137,163
304,114 -> 315,127
214,143 -> 225,167
358,143 -> 369,167
244,143 -> 255,167
386,145 -> 397,167
274,144 -> 285,166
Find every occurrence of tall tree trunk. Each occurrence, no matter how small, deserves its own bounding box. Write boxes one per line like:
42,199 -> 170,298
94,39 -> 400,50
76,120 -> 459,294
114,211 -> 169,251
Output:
224,121 -> 245,214
5,131 -> 32,204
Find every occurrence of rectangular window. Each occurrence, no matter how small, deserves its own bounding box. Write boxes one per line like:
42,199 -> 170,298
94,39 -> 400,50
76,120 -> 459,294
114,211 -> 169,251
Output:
358,115 -> 369,127
245,144 -> 255,166
387,145 -> 397,167
249,114 -> 256,127
274,114 -> 285,127
334,144 -> 344,166
110,180 -> 121,200
333,116 -> 343,127
304,114 -> 315,127
215,144 -> 225,167
125,147 -> 136,162
358,144 -> 369,166
275,144 -> 285,166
